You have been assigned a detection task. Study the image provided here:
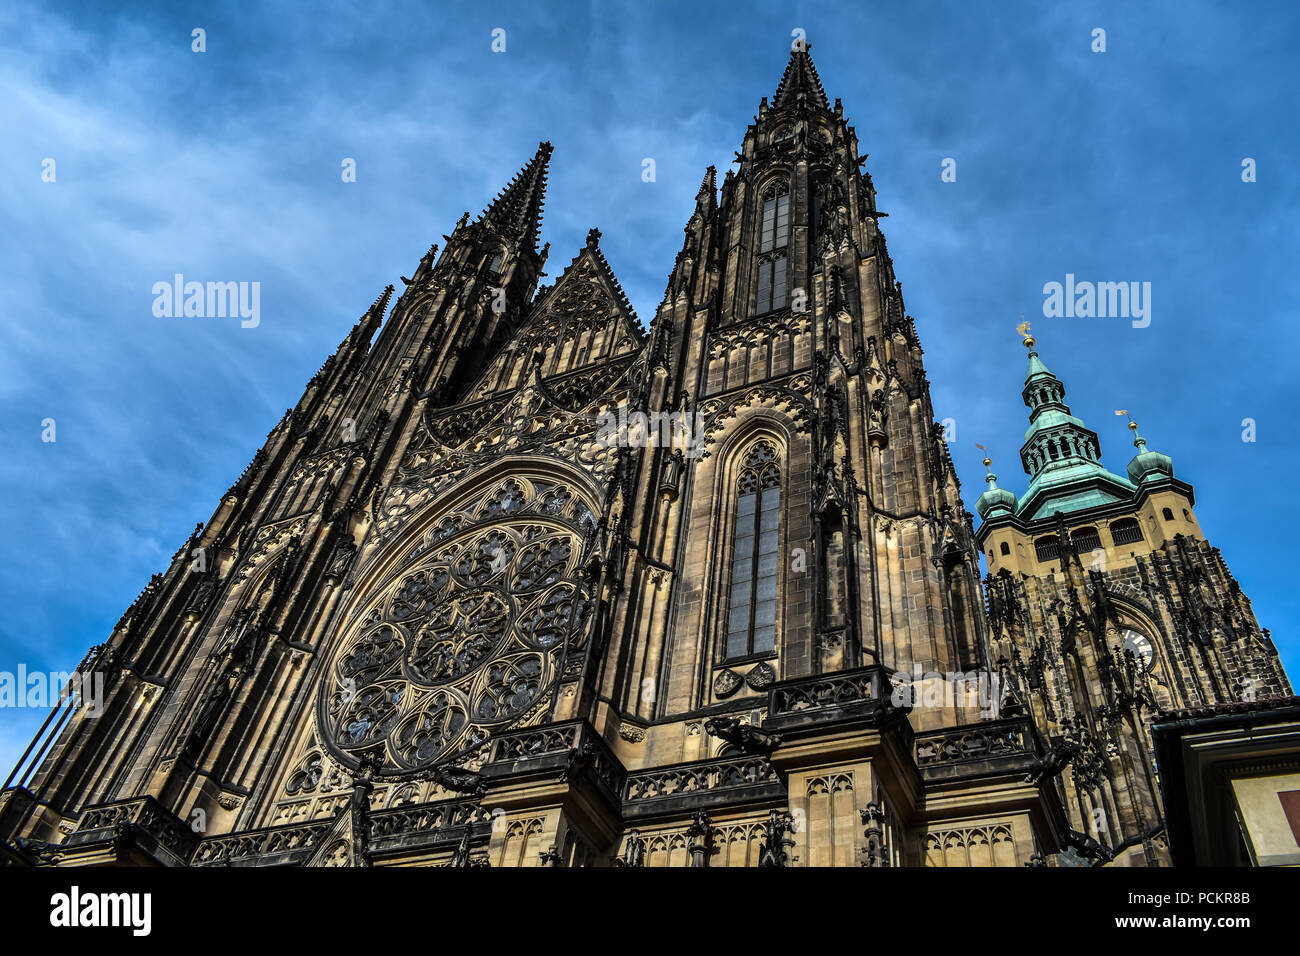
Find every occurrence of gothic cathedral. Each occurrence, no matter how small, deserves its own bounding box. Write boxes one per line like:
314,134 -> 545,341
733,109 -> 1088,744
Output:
2,48 -> 1290,868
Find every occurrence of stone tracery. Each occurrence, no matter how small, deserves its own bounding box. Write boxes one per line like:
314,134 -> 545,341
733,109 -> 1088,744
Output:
320,476 -> 595,775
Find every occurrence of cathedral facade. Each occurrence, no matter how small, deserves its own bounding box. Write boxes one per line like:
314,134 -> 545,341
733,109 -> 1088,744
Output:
1,48 -> 1290,868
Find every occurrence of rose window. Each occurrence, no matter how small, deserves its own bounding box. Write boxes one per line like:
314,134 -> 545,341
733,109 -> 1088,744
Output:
319,478 -> 595,774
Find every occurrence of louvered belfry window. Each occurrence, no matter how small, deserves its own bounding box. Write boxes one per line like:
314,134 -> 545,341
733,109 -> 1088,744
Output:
725,441 -> 781,659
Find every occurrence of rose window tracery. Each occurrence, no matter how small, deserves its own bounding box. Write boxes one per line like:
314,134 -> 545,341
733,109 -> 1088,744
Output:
319,476 -> 596,775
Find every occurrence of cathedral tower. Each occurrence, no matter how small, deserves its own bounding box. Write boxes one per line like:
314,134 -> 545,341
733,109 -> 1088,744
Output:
974,328 -> 1291,865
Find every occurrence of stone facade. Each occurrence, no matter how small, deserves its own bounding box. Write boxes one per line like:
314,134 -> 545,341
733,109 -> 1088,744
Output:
0,48 -> 1287,868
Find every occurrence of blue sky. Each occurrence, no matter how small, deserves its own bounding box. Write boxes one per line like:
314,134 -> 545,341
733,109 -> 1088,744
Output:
2,0 -> 1297,775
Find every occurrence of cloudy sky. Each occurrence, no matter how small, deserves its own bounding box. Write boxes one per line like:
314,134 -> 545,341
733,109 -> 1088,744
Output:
2,0 -> 1297,775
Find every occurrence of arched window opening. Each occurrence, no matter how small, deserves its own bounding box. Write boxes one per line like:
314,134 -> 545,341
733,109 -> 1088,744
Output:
1162,507 -> 1174,521
725,441 -> 782,660
1034,536 -> 1060,562
1110,518 -> 1144,546
1000,541 -> 1011,556
1071,526 -> 1102,553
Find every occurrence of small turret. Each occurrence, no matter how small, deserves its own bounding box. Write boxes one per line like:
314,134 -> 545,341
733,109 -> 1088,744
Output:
1123,416 -> 1174,484
976,455 -> 1016,519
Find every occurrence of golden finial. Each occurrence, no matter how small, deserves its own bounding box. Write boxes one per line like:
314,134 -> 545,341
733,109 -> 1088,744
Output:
976,443 -> 992,471
1016,318 -> 1034,349
1117,409 -> 1145,447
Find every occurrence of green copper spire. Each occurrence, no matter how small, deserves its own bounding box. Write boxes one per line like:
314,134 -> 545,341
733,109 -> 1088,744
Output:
1123,414 -> 1175,484
1010,327 -> 1137,520
975,453 -> 1017,519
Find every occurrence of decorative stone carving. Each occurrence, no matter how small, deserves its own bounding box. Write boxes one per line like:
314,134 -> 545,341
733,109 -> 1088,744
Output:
318,479 -> 597,776
713,668 -> 743,698
744,661 -> 776,690
703,716 -> 781,756
618,722 -> 646,743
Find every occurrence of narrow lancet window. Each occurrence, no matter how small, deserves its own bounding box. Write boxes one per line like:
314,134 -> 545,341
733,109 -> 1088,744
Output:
725,441 -> 781,659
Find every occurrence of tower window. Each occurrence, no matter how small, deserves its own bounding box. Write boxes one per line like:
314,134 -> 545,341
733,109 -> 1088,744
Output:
725,441 -> 782,660
756,253 -> 787,313
759,182 -> 790,252
1162,507 -> 1174,521
1071,526 -> 1101,554
1034,537 -> 1059,562
1110,518 -> 1144,546
999,542 -> 1011,556
487,249 -> 505,275
756,182 -> 790,313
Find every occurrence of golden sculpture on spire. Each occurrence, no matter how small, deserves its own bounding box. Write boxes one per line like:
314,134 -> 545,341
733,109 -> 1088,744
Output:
1016,319 -> 1034,349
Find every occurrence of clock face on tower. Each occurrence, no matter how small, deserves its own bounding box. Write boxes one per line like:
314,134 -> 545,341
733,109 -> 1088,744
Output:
1121,628 -> 1155,668
317,476 -> 596,775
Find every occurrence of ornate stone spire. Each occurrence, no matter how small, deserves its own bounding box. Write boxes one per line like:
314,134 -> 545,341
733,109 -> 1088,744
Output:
772,44 -> 830,111
479,141 -> 553,253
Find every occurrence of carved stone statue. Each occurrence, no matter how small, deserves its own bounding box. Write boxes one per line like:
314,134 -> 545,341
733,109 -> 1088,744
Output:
703,716 -> 781,756
686,810 -> 714,867
757,809 -> 796,868
432,764 -> 486,797
620,829 -> 646,868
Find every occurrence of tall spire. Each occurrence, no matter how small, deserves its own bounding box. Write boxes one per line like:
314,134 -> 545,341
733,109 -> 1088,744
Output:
772,44 -> 830,111
1016,326 -> 1105,479
479,141 -> 553,254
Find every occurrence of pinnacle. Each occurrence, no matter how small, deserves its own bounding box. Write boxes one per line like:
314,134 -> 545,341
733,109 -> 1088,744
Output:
368,284 -> 395,319
479,141 -> 553,253
772,44 -> 830,111
697,165 -> 717,199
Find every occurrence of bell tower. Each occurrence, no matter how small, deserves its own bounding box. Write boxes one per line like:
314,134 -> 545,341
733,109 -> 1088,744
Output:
613,44 -> 988,737
975,327 -> 1292,865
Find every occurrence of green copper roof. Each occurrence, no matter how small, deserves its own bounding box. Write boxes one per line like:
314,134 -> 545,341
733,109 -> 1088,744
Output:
1025,350 -> 1053,382
976,462 -> 1017,519
981,336 -> 1166,526
1023,408 -> 1087,441
1016,459 -> 1137,520
976,339 -> 1189,536
1125,424 -> 1175,484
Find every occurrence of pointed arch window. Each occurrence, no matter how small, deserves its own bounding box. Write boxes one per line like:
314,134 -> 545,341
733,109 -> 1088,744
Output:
756,182 -> 789,313
725,441 -> 782,659
487,249 -> 505,275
